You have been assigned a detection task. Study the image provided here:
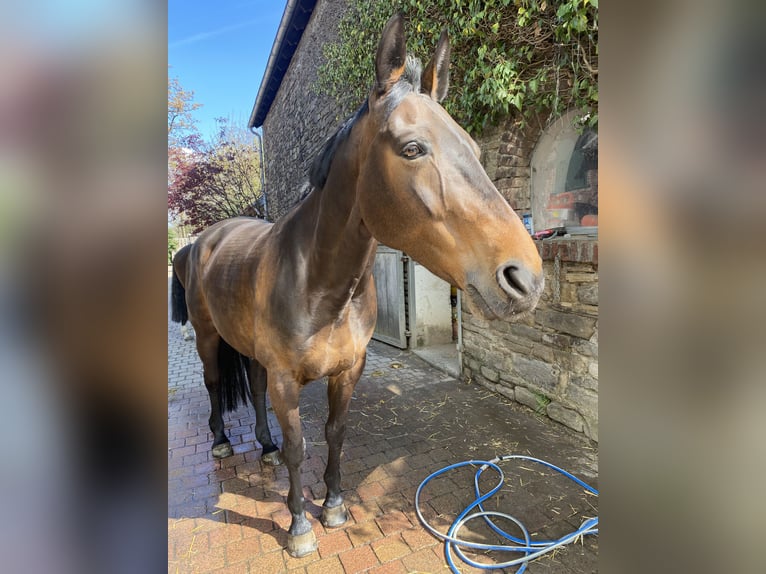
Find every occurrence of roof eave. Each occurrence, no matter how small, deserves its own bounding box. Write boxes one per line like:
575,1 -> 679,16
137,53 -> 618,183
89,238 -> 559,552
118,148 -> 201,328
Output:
248,0 -> 318,129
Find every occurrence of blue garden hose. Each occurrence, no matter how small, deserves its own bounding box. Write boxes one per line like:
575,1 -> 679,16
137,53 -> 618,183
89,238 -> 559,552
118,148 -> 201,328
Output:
414,455 -> 599,574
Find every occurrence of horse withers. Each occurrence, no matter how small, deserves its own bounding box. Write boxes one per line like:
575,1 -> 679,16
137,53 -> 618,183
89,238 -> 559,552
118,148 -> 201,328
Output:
170,14 -> 543,557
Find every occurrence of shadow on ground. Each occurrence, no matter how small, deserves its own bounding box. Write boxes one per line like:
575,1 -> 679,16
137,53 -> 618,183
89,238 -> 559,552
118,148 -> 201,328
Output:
168,282 -> 598,573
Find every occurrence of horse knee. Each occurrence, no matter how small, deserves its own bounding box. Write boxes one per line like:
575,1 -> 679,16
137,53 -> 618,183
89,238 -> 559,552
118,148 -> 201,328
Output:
325,421 -> 346,445
282,437 -> 306,467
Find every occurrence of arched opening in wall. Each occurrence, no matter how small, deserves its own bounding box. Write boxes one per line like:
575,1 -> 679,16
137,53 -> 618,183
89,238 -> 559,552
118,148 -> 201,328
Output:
530,110 -> 598,234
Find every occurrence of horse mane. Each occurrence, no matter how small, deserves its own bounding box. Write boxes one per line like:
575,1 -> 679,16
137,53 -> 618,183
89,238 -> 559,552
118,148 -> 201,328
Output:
308,55 -> 423,191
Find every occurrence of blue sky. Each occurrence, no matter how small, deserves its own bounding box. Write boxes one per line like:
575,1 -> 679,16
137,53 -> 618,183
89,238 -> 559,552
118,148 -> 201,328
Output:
168,0 -> 287,140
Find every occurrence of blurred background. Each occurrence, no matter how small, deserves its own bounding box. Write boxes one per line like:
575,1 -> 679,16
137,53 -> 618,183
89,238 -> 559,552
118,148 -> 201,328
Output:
0,2 -> 166,573
0,1 -> 763,573
601,2 -> 765,572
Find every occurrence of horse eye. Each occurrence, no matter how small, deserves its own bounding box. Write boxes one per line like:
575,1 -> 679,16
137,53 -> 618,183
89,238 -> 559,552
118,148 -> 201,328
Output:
401,143 -> 423,158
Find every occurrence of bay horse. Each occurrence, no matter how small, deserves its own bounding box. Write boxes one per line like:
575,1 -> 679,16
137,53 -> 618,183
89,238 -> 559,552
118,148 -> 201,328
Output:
171,243 -> 195,341
170,14 -> 543,557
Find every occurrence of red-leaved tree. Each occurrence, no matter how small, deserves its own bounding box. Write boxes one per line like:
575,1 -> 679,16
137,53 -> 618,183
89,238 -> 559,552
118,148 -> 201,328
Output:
168,117 -> 264,233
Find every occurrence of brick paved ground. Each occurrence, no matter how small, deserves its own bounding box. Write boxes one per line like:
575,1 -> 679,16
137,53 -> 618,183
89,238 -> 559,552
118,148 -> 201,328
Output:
168,278 -> 598,573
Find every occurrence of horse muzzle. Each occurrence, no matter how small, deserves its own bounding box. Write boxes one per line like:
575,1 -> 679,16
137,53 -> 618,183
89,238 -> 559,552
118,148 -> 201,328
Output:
465,261 -> 544,320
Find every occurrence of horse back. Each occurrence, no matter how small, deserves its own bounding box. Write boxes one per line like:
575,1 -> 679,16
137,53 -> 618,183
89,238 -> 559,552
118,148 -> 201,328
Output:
185,217 -> 273,355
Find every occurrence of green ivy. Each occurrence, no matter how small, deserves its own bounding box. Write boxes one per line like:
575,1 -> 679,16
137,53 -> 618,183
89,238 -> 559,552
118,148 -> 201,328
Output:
316,0 -> 598,134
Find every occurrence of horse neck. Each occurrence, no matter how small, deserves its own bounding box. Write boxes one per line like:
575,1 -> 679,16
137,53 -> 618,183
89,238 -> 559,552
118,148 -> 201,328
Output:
284,140 -> 376,301
310,176 -> 377,293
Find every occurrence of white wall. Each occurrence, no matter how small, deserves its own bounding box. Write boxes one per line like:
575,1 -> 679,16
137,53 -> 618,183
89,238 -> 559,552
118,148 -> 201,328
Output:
411,263 -> 453,348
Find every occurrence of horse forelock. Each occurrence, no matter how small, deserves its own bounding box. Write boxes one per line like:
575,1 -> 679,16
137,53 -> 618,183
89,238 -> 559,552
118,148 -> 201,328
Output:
381,55 -> 422,117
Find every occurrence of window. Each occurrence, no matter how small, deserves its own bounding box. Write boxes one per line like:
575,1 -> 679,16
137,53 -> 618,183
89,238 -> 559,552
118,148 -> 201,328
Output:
530,110 -> 598,234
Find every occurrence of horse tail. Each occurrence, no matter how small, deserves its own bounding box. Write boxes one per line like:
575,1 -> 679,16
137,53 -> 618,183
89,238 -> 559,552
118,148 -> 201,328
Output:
170,267 -> 188,325
217,338 -> 252,412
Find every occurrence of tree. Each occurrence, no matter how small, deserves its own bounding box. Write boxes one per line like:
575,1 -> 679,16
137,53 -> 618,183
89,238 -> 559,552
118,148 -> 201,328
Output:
168,72 -> 202,149
168,117 -> 265,233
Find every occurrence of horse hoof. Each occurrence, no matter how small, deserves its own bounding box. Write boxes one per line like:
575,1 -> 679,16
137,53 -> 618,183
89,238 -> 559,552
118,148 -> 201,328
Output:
261,449 -> 282,466
211,442 -> 233,459
321,503 -> 348,528
286,530 -> 317,558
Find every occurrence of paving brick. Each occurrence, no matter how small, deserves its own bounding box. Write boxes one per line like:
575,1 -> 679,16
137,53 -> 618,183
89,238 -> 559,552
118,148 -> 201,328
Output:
306,555 -> 345,574
356,481 -> 386,501
209,524 -> 242,548
172,444 -> 197,458
225,535 -> 261,565
255,498 -> 285,516
270,508 -> 293,530
368,559 -> 407,574
282,545 -> 322,570
183,451 -> 210,466
348,500 -> 383,523
258,530 -> 288,553
401,527 -> 439,551
338,545 -> 379,573
246,549 -> 285,573
167,278 -> 597,573
210,563 -> 249,574
401,547 -> 449,572
346,520 -> 385,547
317,530 -> 352,558
172,531 -> 202,560
375,510 -> 413,536
372,533 -> 411,563
188,544 -> 226,571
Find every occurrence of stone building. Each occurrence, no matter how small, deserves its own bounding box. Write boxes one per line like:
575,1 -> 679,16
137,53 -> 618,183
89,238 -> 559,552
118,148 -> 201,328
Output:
248,0 -> 598,441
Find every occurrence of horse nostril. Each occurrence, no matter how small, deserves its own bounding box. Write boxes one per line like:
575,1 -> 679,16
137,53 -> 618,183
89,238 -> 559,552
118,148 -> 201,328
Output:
504,266 -> 528,295
498,262 -> 535,298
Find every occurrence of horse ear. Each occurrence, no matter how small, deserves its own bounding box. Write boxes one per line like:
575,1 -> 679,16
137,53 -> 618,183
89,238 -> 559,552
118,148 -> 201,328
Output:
375,14 -> 407,95
421,29 -> 450,102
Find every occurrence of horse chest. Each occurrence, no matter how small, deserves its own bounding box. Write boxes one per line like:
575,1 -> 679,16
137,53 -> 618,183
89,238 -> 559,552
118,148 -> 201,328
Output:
299,325 -> 359,380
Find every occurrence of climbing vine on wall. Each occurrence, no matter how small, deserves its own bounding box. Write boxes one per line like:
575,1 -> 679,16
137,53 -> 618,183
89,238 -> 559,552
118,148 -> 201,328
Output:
316,0 -> 598,135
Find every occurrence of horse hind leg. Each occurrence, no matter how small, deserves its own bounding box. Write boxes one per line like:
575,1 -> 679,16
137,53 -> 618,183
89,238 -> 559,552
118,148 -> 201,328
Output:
195,331 -> 233,459
248,360 -> 281,465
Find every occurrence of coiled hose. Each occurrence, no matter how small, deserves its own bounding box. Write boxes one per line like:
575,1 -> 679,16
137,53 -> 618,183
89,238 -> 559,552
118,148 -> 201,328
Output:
414,455 -> 598,573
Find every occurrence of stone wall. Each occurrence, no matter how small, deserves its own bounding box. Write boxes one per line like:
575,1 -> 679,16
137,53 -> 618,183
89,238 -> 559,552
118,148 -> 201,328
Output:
477,117 -> 540,213
464,115 -> 598,440
261,0 -> 350,221
461,240 -> 598,441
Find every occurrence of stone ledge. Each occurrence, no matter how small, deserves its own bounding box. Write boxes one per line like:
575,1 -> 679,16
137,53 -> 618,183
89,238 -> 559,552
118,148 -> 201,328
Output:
535,238 -> 598,266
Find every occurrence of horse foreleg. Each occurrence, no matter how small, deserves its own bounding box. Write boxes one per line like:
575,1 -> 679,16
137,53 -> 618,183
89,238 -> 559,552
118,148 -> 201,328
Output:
248,360 -> 281,465
322,352 -> 366,528
268,373 -> 315,557
196,332 -> 232,459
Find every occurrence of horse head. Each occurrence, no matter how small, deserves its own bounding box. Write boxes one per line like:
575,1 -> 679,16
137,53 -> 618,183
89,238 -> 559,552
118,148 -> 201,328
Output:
356,15 -> 544,320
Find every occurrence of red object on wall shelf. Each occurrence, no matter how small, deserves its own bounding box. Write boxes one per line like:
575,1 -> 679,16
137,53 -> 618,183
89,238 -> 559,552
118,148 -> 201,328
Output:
547,191 -> 576,208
